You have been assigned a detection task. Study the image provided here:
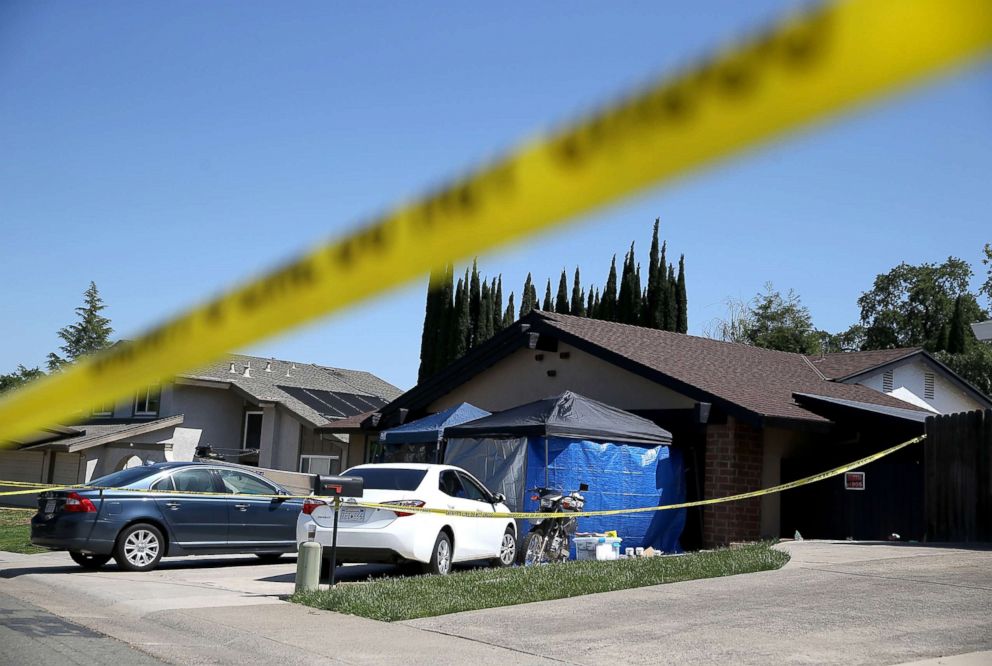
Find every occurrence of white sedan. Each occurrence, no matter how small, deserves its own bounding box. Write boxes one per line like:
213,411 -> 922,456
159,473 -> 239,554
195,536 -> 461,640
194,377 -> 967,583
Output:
296,463 -> 517,575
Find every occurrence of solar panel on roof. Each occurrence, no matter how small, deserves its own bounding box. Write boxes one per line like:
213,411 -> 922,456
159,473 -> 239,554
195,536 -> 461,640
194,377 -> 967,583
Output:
277,386 -> 387,419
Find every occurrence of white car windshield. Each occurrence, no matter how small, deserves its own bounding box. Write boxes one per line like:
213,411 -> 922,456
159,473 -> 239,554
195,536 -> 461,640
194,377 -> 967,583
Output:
345,468 -> 427,490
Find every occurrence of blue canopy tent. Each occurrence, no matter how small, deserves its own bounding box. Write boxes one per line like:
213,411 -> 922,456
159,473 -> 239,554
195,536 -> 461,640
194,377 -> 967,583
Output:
377,402 -> 491,463
444,391 -> 685,553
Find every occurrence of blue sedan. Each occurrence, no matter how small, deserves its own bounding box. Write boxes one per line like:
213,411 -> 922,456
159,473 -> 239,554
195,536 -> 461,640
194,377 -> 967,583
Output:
31,462 -> 303,571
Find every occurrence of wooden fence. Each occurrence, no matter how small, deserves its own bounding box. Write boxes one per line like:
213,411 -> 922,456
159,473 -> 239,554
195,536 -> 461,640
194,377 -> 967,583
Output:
925,409 -> 992,542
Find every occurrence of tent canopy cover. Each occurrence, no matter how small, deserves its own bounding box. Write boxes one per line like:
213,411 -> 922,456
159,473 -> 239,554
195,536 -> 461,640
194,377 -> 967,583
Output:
380,402 -> 491,444
444,391 -> 672,444
444,392 -> 684,553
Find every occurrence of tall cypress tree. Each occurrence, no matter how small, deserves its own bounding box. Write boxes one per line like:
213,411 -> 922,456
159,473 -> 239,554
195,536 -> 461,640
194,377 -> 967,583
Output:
528,281 -> 538,315
593,287 -> 602,319
676,254 -> 688,333
666,264 -> 677,331
556,270 -> 570,315
634,262 -> 642,324
478,281 -> 494,345
659,241 -> 670,329
438,263 -> 455,369
520,273 -> 535,317
492,277 -> 503,333
451,275 -> 469,359
600,256 -> 619,321
646,219 -> 662,329
542,279 -> 553,311
570,267 -> 585,317
617,244 -> 636,324
947,294 -> 968,354
504,292 -> 516,327
417,270 -> 439,383
469,260 -> 481,346
587,288 -> 595,319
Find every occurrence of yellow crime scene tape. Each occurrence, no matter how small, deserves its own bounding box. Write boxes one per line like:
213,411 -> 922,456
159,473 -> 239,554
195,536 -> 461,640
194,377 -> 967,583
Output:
0,0 -> 988,447
0,435 -> 925,519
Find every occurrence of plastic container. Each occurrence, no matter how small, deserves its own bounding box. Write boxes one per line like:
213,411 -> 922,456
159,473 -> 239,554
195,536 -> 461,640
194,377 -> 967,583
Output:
574,535 -> 623,561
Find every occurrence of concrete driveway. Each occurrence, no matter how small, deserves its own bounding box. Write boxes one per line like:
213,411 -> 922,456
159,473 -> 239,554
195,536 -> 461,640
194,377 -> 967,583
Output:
2,542 -> 990,665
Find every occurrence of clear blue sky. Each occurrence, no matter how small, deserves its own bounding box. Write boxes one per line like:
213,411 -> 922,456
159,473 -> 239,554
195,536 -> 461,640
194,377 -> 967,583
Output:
2,1 -> 990,391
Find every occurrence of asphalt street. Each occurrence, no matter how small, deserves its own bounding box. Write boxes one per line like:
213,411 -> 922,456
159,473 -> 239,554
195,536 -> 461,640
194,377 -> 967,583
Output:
0,590 -> 164,665
1,542 -> 990,665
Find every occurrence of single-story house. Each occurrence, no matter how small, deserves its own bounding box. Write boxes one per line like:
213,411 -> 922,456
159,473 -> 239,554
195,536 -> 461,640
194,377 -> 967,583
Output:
369,311 -> 991,548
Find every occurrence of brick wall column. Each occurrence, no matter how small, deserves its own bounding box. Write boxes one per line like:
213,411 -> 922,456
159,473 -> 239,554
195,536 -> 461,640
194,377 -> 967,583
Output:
702,418 -> 763,547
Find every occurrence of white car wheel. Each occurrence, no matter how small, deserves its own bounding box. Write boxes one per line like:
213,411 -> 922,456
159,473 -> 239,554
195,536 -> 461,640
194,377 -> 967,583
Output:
492,528 -> 516,567
113,523 -> 164,572
424,531 -> 452,575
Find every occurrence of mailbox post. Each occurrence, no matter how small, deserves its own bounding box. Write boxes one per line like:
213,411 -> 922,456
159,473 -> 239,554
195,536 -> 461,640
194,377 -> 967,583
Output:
313,475 -> 364,587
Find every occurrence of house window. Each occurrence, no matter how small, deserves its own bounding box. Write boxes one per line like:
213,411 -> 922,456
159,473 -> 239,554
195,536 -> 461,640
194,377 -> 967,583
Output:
924,372 -> 935,400
243,411 -> 263,449
91,401 -> 115,418
133,385 -> 161,417
299,455 -> 339,476
882,370 -> 893,393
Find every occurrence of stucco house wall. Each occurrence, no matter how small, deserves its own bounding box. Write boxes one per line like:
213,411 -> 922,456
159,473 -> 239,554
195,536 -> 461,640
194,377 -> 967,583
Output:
428,342 -> 696,413
851,357 -> 985,415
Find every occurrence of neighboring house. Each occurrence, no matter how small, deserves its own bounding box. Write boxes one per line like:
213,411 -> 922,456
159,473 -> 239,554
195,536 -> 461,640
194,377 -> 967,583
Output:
372,312 -> 986,548
806,348 -> 990,415
972,319 -> 992,341
0,354 -> 402,505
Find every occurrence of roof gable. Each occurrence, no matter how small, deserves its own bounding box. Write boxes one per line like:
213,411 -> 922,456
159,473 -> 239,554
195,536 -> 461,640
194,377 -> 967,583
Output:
805,348 -> 921,380
538,313 -> 928,423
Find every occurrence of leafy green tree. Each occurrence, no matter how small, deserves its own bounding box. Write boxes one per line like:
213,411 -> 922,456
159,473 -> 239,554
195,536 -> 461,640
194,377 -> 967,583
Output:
0,365 -> 45,395
739,284 -> 820,353
570,268 -> 585,317
556,270 -> 570,315
47,282 -> 113,371
676,254 -> 688,333
857,257 -> 984,351
600,256 -> 618,321
587,288 -> 596,319
981,243 -> 992,309
935,346 -> 992,398
542,279 -> 553,311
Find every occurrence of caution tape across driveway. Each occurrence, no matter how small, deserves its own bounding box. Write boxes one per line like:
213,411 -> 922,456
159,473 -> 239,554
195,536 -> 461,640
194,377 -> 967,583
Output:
0,0 -> 988,446
0,435 -> 925,519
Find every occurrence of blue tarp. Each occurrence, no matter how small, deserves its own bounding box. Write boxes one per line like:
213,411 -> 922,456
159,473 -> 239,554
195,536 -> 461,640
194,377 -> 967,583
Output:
380,403 -> 491,444
522,437 -> 685,554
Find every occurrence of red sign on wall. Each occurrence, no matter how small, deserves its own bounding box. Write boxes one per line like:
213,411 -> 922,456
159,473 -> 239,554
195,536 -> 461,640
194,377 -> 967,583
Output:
844,471 -> 866,490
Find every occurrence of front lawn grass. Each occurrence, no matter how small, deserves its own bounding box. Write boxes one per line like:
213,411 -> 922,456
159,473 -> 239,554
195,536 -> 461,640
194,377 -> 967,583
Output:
293,541 -> 788,622
0,507 -> 45,554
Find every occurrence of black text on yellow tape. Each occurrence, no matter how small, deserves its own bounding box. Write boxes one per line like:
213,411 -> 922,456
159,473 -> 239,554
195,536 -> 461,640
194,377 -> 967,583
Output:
0,0 -> 988,446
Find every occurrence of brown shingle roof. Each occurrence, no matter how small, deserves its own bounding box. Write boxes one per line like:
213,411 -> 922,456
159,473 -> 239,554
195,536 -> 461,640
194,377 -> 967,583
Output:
804,348 -> 921,380
538,313 -> 927,424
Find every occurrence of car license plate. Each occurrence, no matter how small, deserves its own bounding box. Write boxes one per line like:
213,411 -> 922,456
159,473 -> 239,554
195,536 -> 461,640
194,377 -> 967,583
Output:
340,507 -> 365,522
44,500 -> 55,514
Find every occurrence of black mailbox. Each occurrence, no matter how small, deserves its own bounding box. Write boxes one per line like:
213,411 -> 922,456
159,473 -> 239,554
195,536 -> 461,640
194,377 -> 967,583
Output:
313,475 -> 364,498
